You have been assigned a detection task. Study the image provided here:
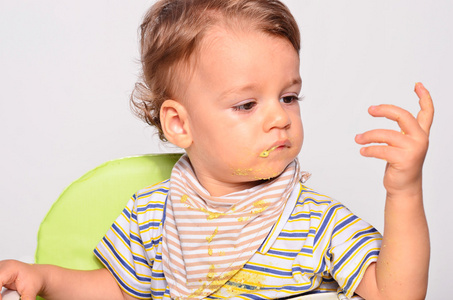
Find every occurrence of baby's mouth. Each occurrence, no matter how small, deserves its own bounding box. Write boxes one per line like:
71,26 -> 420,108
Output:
259,140 -> 292,158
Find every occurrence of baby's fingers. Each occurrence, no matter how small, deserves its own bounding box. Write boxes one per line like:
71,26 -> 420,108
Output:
415,82 -> 434,135
358,144 -> 402,163
367,104 -> 422,137
355,129 -> 409,148
0,261 -> 39,300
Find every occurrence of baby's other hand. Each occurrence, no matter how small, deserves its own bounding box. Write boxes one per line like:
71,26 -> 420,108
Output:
355,82 -> 434,197
0,260 -> 44,300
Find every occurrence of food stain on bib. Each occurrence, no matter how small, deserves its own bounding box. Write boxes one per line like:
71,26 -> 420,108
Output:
206,227 -> 219,243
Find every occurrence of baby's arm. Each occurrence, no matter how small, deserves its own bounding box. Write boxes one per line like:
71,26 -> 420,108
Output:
0,260 -> 136,300
354,82 -> 434,299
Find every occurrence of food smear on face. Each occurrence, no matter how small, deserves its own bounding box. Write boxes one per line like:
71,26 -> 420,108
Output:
259,145 -> 279,158
253,172 -> 280,181
232,168 -> 253,176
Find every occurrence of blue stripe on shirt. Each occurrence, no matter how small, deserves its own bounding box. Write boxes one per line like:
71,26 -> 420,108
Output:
94,249 -> 151,299
332,235 -> 380,274
242,264 -> 292,277
102,237 -> 151,283
332,215 -> 359,236
343,249 -> 380,292
314,204 -> 344,245
112,223 -> 131,247
136,188 -> 170,200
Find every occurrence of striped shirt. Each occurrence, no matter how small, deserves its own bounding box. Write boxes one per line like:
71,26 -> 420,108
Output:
94,180 -> 382,300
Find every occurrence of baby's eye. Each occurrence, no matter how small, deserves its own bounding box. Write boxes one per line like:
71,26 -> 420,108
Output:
233,101 -> 257,111
280,94 -> 300,104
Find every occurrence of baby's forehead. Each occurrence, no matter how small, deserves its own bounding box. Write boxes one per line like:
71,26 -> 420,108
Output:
195,25 -> 293,67
170,23 -> 299,103
175,27 -> 300,100
170,26 -> 244,95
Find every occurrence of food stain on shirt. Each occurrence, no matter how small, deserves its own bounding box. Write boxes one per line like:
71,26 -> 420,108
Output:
252,207 -> 267,214
253,199 -> 269,208
208,248 -> 226,256
219,270 -> 265,297
207,212 -> 223,220
180,194 -> 189,203
189,282 -> 207,298
206,227 -> 219,243
238,216 -> 251,222
199,207 -> 224,220
207,265 -> 216,279
251,199 -> 270,214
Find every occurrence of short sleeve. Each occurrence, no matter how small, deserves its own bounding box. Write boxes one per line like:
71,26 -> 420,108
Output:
94,194 -> 154,299
320,202 -> 382,298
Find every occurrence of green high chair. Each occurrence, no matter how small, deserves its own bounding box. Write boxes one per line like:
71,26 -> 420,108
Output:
1,153 -> 182,300
34,153 -> 182,271
1,153 -> 338,300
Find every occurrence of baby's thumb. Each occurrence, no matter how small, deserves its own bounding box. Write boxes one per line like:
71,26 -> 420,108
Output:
415,82 -> 434,135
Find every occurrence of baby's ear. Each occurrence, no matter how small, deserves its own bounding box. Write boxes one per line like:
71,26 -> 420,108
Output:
160,100 -> 192,148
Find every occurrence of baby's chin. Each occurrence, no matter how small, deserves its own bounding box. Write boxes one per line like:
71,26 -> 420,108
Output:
230,160 -> 293,182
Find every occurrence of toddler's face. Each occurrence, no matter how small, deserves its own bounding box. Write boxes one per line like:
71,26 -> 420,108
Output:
182,27 -> 303,196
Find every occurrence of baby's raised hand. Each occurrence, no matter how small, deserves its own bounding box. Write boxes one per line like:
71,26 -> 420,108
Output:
355,82 -> 434,197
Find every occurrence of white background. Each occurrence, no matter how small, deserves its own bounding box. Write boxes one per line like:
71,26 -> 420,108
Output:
1,0 -> 451,298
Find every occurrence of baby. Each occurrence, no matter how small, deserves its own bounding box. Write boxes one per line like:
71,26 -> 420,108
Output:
0,0 -> 433,299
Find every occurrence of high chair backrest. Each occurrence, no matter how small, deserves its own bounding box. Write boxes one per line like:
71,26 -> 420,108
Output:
35,153 -> 182,270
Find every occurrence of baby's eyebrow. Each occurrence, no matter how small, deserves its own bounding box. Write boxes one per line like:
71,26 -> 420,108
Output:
278,77 -> 303,92
291,77 -> 302,87
219,83 -> 258,99
219,77 -> 302,99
